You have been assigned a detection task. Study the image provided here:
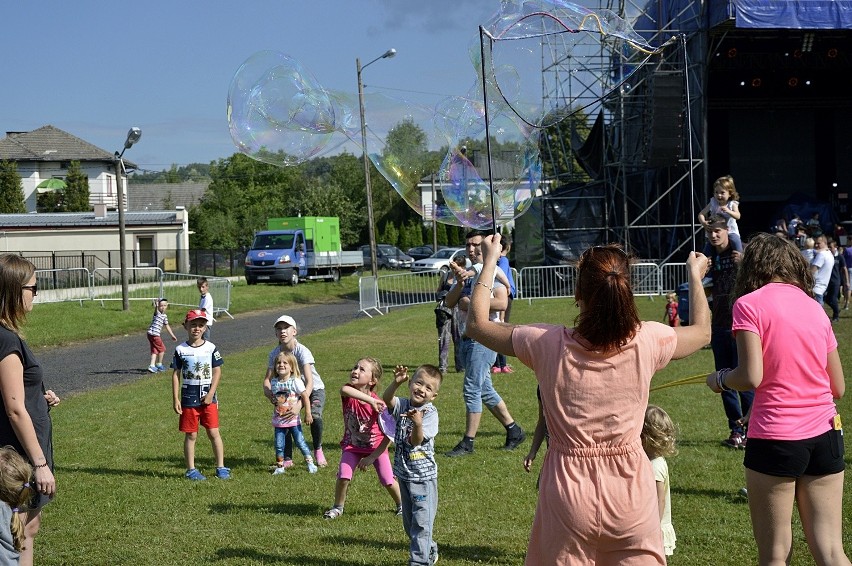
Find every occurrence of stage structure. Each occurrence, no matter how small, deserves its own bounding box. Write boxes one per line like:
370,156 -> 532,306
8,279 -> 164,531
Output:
521,0 -> 852,266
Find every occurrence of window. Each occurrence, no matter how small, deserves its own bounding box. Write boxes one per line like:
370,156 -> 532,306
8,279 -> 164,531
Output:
137,236 -> 155,266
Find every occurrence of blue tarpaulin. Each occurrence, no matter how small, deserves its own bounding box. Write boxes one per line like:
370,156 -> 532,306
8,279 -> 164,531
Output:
733,0 -> 852,29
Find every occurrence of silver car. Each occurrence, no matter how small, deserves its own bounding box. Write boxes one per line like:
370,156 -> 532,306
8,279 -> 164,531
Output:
411,247 -> 466,274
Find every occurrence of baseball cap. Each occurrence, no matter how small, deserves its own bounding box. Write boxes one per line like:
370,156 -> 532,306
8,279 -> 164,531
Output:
275,315 -> 297,328
185,309 -> 209,323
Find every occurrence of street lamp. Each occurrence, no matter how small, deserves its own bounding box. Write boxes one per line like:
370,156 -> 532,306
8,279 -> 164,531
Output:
357,48 -> 396,277
114,127 -> 142,311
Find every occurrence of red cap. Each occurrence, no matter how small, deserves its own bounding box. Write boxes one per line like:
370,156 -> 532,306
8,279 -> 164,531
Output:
184,309 -> 209,323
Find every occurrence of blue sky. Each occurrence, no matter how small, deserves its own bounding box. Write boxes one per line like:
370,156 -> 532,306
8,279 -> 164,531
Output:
2,1 -> 533,172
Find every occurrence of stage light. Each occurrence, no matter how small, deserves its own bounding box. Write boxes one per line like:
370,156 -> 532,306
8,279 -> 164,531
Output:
739,81 -> 746,86
788,77 -> 799,87
828,48 -> 838,58
794,49 -> 803,59
805,80 -> 812,86
802,33 -> 814,53
727,47 -> 737,58
751,78 -> 762,88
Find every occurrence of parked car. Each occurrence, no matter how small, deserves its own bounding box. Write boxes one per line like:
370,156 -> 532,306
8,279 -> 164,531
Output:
411,247 -> 467,274
360,244 -> 414,270
406,245 -> 438,261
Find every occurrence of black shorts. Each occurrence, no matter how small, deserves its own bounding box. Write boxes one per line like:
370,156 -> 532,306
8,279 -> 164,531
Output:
744,429 -> 845,478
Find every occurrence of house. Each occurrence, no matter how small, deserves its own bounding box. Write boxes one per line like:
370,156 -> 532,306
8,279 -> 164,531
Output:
0,125 -> 135,211
0,125 -> 190,271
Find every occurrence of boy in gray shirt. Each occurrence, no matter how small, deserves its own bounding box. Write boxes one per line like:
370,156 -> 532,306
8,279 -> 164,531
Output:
383,364 -> 442,566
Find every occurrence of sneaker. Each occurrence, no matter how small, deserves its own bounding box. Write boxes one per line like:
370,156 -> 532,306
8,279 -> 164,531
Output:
215,466 -> 231,479
156,364 -> 166,372
501,366 -> 514,374
147,365 -> 158,373
430,547 -> 439,565
722,432 -> 745,449
307,461 -> 318,474
504,427 -> 526,450
185,468 -> 206,481
396,503 -> 403,516
315,449 -> 327,468
323,506 -> 344,519
445,441 -> 473,457
491,366 -> 502,373
281,459 -> 294,469
272,466 -> 286,475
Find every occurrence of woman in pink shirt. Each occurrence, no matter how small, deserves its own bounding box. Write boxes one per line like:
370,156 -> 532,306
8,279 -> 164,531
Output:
467,235 -> 711,565
707,233 -> 849,566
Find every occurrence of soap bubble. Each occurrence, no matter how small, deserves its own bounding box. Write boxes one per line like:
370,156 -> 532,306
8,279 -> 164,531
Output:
227,51 -> 356,166
475,0 -> 670,130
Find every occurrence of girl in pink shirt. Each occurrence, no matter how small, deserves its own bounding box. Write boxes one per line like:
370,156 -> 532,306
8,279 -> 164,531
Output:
706,233 -> 849,565
466,235 -> 712,565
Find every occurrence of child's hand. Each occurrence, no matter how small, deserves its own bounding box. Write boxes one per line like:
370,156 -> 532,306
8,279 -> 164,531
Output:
405,408 -> 422,426
369,398 -> 386,413
173,401 -> 182,415
393,365 -> 409,385
304,411 -> 314,425
356,454 -> 376,471
523,453 -> 536,472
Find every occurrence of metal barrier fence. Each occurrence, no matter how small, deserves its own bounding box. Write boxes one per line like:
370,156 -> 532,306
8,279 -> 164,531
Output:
358,263 -> 691,313
32,267 -> 232,318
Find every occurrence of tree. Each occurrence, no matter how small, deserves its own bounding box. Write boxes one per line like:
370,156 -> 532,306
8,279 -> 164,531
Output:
538,106 -> 592,184
0,161 -> 25,213
63,161 -> 91,212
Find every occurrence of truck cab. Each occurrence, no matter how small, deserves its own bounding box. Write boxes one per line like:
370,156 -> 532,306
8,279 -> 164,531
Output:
244,217 -> 363,285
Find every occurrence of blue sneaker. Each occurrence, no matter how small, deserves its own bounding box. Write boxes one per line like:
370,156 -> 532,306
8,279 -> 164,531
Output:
185,468 -> 206,481
156,364 -> 166,372
215,466 -> 231,479
147,365 -> 158,373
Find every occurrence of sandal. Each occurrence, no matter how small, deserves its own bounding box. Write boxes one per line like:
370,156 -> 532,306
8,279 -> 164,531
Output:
323,506 -> 343,519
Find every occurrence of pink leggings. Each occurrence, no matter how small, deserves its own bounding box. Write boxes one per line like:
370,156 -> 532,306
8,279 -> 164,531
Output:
338,449 -> 394,486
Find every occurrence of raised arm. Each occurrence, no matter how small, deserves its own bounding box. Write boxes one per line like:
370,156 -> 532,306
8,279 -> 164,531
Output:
671,252 -> 711,359
465,234 -> 516,356
382,365 -> 408,410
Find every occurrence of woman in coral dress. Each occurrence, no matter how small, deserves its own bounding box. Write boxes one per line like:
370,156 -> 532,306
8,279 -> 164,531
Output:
466,236 -> 711,565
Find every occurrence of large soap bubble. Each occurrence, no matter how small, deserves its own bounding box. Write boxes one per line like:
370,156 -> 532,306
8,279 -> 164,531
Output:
227,50 -> 356,166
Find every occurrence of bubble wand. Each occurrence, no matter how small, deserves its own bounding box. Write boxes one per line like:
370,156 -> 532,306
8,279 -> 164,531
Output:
479,25 -> 499,236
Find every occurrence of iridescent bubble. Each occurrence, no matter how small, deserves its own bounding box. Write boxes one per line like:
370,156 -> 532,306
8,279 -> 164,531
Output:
227,51 -> 355,166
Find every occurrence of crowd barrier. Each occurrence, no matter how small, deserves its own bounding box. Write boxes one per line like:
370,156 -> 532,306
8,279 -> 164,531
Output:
358,263 -> 689,314
33,267 -> 233,319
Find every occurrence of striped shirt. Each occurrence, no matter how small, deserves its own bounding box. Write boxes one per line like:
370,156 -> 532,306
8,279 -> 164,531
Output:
147,311 -> 169,337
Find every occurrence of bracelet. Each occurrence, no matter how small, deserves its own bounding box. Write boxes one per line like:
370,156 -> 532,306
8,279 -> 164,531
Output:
476,281 -> 493,292
34,462 -> 49,469
716,368 -> 732,392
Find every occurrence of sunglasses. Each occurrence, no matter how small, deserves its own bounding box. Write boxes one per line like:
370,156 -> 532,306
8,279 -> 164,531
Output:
22,284 -> 38,296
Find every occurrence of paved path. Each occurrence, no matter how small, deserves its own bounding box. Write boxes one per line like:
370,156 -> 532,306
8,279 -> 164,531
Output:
38,300 -> 360,398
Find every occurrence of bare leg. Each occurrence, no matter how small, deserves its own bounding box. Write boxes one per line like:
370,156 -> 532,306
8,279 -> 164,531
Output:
19,510 -> 40,566
206,427 -> 224,468
796,472 -> 852,566
385,480 -> 402,507
745,468 -> 796,566
149,353 -> 157,367
487,400 -> 515,427
464,411 -> 482,438
333,478 -> 350,507
184,432 -> 198,470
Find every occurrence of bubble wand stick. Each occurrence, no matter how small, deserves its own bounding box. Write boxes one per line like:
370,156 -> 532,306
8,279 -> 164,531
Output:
649,373 -> 707,392
479,25 -> 499,236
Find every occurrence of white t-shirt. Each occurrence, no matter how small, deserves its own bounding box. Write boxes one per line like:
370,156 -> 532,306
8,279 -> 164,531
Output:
267,342 -> 324,390
811,249 -> 834,296
199,293 -> 214,325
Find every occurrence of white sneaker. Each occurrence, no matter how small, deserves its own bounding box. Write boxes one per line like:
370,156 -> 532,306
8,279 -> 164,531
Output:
307,461 -> 318,474
272,466 -> 286,475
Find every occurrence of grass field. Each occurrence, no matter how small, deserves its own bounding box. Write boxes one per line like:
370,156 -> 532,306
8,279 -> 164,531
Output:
27,293 -> 852,565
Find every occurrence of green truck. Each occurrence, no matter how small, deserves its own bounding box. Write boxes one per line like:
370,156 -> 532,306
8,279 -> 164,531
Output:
243,217 -> 363,285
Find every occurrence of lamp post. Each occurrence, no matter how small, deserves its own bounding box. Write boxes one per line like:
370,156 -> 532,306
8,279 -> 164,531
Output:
357,48 -> 396,277
114,127 -> 142,311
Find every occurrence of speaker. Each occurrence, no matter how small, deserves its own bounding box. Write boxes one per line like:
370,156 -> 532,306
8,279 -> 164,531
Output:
644,73 -> 684,167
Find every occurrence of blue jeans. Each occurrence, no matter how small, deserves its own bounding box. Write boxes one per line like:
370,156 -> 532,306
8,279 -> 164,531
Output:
284,388 -> 326,459
275,424 -> 311,460
461,338 -> 501,413
400,478 -> 438,566
711,327 -> 754,435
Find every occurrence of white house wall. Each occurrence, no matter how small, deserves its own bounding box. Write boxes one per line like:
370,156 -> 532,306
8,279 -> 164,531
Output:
18,162 -> 122,212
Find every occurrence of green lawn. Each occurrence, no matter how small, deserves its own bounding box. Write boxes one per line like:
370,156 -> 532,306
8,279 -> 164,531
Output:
32,296 -> 852,565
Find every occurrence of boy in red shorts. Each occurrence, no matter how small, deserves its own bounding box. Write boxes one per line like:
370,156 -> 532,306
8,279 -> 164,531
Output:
147,298 -> 178,373
171,309 -> 228,480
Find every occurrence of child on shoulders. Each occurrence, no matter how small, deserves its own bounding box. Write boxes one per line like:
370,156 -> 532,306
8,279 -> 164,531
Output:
698,175 -> 743,253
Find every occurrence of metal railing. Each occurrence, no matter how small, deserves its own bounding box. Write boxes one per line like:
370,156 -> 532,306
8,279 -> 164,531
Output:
358,262 -> 690,313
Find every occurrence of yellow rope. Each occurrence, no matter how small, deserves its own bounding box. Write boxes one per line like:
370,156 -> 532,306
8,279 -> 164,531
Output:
650,373 -> 707,392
